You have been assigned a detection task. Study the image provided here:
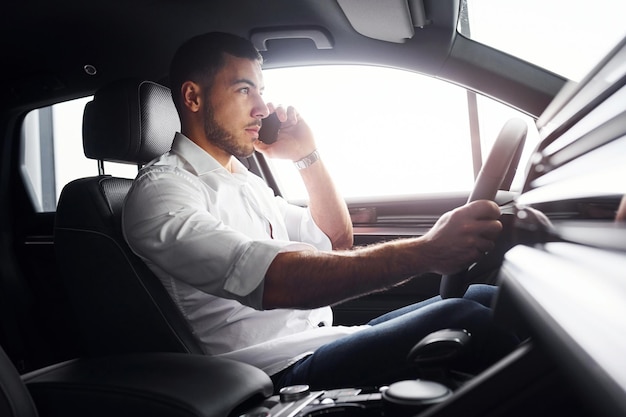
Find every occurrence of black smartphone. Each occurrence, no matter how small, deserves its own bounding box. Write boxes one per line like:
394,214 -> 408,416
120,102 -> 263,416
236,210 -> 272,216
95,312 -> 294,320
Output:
258,113 -> 281,144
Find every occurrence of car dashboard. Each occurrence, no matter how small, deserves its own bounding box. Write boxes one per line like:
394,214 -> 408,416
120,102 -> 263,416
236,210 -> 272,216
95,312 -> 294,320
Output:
492,33 -> 626,417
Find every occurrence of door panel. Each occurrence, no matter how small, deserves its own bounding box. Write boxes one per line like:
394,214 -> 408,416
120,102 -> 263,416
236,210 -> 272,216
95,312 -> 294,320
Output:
332,193 -> 468,325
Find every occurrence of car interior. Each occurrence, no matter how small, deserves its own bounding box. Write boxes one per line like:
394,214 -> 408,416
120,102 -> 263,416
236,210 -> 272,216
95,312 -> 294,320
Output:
2,1 -> 626,416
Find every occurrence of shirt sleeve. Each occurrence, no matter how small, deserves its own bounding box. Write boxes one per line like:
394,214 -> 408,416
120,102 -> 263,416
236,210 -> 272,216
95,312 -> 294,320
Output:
122,166 -> 316,310
275,196 -> 333,252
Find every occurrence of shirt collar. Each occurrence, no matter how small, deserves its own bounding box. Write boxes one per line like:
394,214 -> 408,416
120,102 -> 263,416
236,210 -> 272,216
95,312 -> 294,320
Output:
170,132 -> 249,177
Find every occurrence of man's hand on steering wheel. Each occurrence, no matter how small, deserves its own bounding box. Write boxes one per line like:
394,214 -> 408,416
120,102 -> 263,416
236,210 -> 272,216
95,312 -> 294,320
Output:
422,200 -> 503,276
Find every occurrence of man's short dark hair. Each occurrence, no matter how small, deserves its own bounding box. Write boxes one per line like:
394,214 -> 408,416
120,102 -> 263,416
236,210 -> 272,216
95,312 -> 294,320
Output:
169,32 -> 262,114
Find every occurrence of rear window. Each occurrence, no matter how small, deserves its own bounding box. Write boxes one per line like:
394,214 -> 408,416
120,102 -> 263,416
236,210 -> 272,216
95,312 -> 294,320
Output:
21,97 -> 136,212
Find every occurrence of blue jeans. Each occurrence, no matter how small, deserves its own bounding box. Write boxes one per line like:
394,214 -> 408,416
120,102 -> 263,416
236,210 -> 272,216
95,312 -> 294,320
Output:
272,284 -> 518,390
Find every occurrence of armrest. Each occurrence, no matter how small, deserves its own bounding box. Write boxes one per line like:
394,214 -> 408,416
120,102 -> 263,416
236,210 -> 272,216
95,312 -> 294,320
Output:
23,352 -> 273,417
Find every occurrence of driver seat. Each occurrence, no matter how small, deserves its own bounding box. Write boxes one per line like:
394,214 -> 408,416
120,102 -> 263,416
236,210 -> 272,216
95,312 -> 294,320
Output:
54,79 -> 205,356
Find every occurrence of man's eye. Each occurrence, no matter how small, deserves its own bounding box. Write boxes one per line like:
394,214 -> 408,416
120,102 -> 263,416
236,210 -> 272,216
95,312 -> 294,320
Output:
240,87 -> 249,94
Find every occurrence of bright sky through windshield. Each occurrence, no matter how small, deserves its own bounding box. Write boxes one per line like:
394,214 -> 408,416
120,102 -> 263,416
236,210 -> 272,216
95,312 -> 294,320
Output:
464,0 -> 626,82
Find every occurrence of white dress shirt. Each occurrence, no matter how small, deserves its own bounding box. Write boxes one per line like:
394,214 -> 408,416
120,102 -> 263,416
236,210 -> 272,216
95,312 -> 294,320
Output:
123,133 -> 366,375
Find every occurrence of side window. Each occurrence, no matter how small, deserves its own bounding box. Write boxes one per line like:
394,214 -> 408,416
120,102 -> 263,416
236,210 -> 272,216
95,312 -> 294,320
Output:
21,97 -> 137,212
261,66 -> 539,201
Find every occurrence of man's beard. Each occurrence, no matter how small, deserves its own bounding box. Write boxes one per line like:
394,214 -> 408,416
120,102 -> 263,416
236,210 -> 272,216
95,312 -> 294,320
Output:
203,103 -> 255,159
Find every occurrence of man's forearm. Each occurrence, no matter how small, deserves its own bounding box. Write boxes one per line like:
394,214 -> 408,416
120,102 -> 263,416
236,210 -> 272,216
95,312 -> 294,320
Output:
262,237 -> 427,309
298,156 -> 353,250
262,200 -> 504,310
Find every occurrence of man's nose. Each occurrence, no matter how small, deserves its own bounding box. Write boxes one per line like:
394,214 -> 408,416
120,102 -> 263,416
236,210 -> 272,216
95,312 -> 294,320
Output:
253,97 -> 270,119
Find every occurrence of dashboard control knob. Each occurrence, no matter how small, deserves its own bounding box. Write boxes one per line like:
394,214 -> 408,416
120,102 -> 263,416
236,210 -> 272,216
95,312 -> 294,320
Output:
279,385 -> 311,402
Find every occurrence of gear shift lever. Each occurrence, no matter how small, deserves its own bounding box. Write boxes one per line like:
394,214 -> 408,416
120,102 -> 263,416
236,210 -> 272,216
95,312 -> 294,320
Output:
407,328 -> 472,388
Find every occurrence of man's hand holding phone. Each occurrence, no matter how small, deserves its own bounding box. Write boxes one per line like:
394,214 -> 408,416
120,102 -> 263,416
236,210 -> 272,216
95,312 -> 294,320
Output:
258,112 -> 281,144
255,105 -> 317,164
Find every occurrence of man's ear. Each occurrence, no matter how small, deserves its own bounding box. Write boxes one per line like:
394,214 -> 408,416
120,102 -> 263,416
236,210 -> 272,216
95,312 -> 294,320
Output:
180,81 -> 203,113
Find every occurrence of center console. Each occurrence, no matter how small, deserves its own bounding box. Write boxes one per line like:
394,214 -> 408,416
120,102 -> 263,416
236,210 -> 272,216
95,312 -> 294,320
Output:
244,379 -> 454,417
241,328 -> 472,417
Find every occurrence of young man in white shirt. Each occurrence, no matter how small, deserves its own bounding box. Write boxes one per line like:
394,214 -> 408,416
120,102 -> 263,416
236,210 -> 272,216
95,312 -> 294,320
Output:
123,32 -> 518,390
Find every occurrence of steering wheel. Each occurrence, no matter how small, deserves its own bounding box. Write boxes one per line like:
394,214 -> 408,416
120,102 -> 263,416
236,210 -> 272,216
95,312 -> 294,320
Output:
439,118 -> 528,299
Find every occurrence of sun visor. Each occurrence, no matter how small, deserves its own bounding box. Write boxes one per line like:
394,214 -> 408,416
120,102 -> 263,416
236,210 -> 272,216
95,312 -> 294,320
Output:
337,0 -> 430,43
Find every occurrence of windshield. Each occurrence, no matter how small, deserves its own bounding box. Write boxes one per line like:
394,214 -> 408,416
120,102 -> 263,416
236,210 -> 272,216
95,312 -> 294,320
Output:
459,0 -> 626,82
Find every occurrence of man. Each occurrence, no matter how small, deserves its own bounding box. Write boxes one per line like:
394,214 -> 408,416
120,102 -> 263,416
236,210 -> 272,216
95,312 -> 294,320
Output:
123,32 -> 518,390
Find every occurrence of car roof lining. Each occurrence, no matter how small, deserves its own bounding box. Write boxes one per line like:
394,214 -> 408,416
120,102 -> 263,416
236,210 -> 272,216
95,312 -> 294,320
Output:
1,0 -> 563,118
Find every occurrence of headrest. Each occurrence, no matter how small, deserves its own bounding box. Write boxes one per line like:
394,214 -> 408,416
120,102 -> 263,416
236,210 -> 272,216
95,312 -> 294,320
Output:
83,79 -> 180,165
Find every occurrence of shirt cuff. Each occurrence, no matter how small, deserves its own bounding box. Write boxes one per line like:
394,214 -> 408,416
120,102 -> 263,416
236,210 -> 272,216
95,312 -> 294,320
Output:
224,239 -> 317,310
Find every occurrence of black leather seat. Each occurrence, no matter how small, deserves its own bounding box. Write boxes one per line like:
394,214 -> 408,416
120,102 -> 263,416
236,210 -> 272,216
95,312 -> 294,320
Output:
54,79 -> 205,356
1,340 -> 272,417
0,345 -> 38,417
22,351 -> 272,417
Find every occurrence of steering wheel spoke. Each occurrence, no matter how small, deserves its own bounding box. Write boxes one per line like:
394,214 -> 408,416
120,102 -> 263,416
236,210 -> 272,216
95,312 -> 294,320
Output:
440,118 -> 527,299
